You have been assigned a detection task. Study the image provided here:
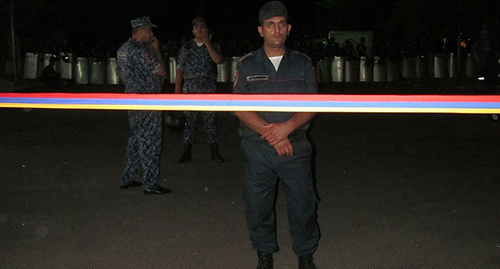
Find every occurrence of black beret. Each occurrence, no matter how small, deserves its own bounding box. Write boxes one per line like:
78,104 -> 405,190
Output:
258,1 -> 288,25
192,17 -> 206,26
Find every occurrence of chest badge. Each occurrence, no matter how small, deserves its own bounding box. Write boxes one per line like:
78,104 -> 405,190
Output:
247,75 -> 269,82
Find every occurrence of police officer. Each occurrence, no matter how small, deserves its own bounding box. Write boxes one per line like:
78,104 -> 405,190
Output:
117,16 -> 172,195
175,17 -> 225,163
233,2 -> 320,268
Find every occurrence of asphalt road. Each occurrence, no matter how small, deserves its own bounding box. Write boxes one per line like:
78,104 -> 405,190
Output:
1,81 -> 499,268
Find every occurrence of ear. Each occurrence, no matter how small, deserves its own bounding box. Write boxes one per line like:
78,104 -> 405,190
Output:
287,24 -> 291,35
258,26 -> 263,37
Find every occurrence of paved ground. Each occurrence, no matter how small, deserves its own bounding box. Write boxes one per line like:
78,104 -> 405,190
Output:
1,81 -> 499,268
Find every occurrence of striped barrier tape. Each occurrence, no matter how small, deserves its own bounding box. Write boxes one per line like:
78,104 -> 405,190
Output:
1,93 -> 500,114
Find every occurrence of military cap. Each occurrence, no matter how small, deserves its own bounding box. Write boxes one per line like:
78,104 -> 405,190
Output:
258,1 -> 288,25
192,17 -> 206,26
130,16 -> 157,28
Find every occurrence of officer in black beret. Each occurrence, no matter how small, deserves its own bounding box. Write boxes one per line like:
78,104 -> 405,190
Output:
234,1 -> 320,268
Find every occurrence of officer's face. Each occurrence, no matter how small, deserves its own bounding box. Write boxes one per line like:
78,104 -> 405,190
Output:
192,21 -> 207,37
258,16 -> 291,49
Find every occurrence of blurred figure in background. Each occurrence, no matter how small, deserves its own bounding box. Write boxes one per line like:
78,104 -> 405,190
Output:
175,17 -> 225,163
357,37 -> 368,57
472,24 -> 499,94
40,54 -> 61,89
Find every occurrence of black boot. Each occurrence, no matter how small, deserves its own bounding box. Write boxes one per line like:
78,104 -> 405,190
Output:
298,253 -> 317,269
177,144 -> 192,163
210,144 -> 225,163
256,251 -> 273,269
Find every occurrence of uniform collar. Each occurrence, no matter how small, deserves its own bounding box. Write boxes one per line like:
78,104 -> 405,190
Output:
256,46 -> 289,62
129,37 -> 146,46
190,39 -> 205,48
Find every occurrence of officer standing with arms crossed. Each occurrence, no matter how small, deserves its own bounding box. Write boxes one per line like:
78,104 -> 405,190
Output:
233,2 -> 320,268
117,16 -> 172,195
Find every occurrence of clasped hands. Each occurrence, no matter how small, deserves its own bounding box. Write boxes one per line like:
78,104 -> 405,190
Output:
261,122 -> 294,156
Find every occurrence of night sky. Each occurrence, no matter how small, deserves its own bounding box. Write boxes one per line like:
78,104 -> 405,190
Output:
1,0 -> 499,57
3,1 -> 311,52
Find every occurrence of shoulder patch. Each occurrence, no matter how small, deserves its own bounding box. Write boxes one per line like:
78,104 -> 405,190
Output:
292,50 -> 312,62
239,52 -> 254,63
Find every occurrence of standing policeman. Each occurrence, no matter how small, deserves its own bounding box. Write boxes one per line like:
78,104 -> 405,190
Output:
117,16 -> 172,195
175,17 -> 225,163
233,2 -> 320,268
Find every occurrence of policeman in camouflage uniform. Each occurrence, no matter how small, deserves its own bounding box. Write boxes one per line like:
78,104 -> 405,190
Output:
175,17 -> 225,163
117,16 -> 172,195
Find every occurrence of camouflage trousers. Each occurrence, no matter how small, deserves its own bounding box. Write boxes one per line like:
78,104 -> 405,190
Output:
182,110 -> 219,145
121,110 -> 162,189
181,78 -> 219,145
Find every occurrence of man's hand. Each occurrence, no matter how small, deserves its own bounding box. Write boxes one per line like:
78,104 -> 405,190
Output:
151,36 -> 160,51
234,111 -> 294,156
151,36 -> 166,77
198,28 -> 211,44
272,138 -> 293,156
263,123 -> 294,156
261,122 -> 294,146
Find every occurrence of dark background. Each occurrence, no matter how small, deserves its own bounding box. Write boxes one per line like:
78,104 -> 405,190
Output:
1,0 -> 499,59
